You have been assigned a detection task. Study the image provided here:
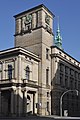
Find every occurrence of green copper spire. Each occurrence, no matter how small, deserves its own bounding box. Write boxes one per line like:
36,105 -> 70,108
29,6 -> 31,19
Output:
55,16 -> 62,49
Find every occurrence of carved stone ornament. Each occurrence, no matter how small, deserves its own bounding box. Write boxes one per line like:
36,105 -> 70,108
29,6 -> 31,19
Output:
45,13 -> 50,25
25,14 -> 32,24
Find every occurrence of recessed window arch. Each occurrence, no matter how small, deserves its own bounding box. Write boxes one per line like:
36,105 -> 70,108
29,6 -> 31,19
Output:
25,66 -> 30,80
8,64 -> 12,80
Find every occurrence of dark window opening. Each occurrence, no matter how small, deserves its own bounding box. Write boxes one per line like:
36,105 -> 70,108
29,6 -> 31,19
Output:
25,66 -> 30,80
8,64 -> 12,80
46,48 -> 49,59
60,63 -> 64,72
47,102 -> 49,111
46,68 -> 49,85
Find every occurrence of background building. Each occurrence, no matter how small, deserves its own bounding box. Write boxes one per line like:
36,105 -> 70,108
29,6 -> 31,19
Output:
0,4 -> 80,117
51,46 -> 80,116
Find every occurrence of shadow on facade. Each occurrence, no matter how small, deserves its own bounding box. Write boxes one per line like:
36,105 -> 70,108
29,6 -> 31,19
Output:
51,60 -> 80,117
0,89 -> 37,117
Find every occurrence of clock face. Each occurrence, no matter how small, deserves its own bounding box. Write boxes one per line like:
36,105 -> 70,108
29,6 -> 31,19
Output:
25,14 -> 32,24
45,14 -> 50,25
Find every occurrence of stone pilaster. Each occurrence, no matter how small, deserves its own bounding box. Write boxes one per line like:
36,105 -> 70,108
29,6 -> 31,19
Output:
17,86 -> 24,116
18,55 -> 22,83
23,90 -> 27,115
35,91 -> 38,114
33,92 -> 35,114
14,89 -> 17,115
11,90 -> 14,114
0,91 -> 1,116
11,89 -> 16,116
32,13 -> 36,29
16,19 -> 21,34
22,17 -> 25,31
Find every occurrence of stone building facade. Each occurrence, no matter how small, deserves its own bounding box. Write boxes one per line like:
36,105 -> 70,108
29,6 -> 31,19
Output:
0,47 -> 40,116
0,4 -> 80,117
51,46 -> 80,116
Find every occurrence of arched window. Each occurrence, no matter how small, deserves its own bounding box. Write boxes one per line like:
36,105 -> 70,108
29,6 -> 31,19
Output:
25,66 -> 30,80
8,64 -> 12,80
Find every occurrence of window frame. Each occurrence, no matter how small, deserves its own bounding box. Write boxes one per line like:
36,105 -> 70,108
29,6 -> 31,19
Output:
25,66 -> 30,80
8,64 -> 12,80
46,48 -> 49,60
46,68 -> 49,85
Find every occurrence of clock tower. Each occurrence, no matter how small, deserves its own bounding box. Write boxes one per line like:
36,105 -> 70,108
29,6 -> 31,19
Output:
14,4 -> 55,115
14,4 -> 54,56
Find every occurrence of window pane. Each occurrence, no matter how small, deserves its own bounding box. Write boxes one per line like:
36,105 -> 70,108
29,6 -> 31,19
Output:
46,48 -> 49,59
8,64 -> 12,80
46,69 -> 49,85
47,102 -> 49,111
26,66 -> 30,80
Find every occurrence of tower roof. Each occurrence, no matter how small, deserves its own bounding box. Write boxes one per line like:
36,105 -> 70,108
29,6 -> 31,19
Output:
55,17 -> 62,49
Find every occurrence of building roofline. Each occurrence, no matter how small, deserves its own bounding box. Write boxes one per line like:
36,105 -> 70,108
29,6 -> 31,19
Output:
51,45 -> 80,63
0,47 -> 40,61
14,4 -> 54,18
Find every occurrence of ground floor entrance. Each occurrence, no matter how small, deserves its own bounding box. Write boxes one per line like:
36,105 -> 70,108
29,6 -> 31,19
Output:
0,90 -> 11,116
0,88 -> 37,117
23,90 -> 37,115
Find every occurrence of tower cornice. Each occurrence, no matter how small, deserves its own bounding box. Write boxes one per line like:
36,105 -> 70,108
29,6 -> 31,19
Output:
14,4 -> 55,18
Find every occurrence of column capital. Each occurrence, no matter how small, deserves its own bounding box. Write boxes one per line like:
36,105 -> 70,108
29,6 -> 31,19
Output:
0,61 -> 2,63
12,86 -> 16,91
21,88 -> 28,92
18,54 -> 22,58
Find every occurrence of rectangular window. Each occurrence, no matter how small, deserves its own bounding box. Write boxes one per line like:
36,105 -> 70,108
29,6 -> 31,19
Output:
60,63 -> 64,72
25,66 -> 30,80
78,73 -> 80,80
46,68 -> 49,85
65,66 -> 68,74
74,80 -> 77,89
70,77 -> 73,89
8,64 -> 12,80
36,12 -> 38,27
47,102 -> 49,111
60,73 -> 63,86
65,76 -> 68,88
47,92 -> 49,97
46,48 -> 49,59
70,69 -> 74,76
75,71 -> 78,79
